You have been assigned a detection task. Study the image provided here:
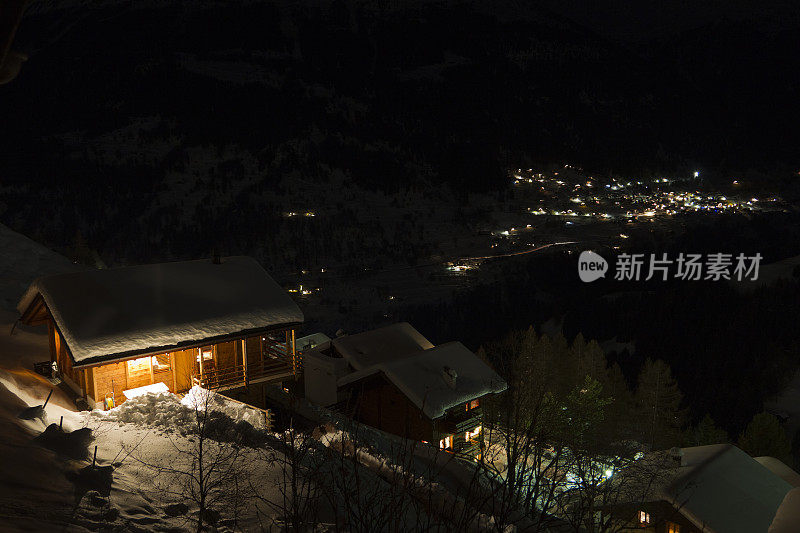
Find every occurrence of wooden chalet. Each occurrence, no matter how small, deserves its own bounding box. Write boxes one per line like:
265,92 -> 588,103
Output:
17,256 -> 304,409
303,323 -> 507,458
608,444 -> 794,533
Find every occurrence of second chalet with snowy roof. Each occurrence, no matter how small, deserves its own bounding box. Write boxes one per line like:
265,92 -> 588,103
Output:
303,322 -> 507,458
16,256 -> 303,409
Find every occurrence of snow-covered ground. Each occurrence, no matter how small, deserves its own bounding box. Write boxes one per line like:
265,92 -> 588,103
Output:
733,253 -> 800,293
0,349 -> 472,531
0,323 -> 303,531
0,224 -> 281,530
0,223 -> 83,312
0,221 -> 518,531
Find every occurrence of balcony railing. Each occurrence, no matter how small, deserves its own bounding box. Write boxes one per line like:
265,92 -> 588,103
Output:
193,357 -> 297,391
439,409 -> 482,435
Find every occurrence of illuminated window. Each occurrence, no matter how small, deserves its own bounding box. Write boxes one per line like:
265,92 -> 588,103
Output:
638,511 -> 650,526
196,348 -> 213,362
465,399 -> 480,411
465,426 -> 482,442
667,522 -> 680,533
127,357 -> 151,373
152,354 -> 171,372
439,435 -> 453,450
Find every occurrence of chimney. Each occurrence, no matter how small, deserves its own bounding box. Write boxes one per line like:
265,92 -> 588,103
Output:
441,366 -> 458,389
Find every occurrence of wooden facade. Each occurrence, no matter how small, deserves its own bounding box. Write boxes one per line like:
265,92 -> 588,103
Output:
18,257 -> 304,410
342,374 -> 485,458
610,500 -> 699,533
38,306 -> 298,409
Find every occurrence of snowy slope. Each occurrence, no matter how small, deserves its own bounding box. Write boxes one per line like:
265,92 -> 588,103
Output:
0,375 -> 77,531
0,223 -> 82,312
0,360 -> 291,530
733,253 -> 800,293
0,226 -> 512,531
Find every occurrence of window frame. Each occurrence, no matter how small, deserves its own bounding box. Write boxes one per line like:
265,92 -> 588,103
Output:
439,435 -> 453,450
152,353 -> 171,372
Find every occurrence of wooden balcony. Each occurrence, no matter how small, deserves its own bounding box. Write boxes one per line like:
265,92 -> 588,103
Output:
191,332 -> 301,392
192,358 -> 297,392
439,408 -> 482,434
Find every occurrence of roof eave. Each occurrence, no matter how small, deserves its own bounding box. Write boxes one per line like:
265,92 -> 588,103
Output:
72,321 -> 303,369
17,283 -> 44,323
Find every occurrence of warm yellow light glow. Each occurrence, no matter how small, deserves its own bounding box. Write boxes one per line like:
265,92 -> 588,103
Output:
465,426 -> 482,442
152,354 -> 171,371
196,349 -> 213,363
127,357 -> 151,373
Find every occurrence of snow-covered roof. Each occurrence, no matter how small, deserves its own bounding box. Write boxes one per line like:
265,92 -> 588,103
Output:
656,445 -> 791,533
17,256 -> 303,365
333,324 -> 507,419
0,223 -> 84,312
296,332 -> 331,352
770,487 -> 800,533
756,457 -> 800,488
331,322 -> 434,370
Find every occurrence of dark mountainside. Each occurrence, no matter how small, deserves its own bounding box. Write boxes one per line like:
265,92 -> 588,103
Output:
2,1 -> 799,257
2,0 -> 800,445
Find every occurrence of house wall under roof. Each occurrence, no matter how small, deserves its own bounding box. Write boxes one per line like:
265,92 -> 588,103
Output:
612,500 -> 699,532
18,257 -> 305,408
49,319 -> 82,396
344,373 -> 484,457
350,374 -> 435,442
44,321 -> 299,409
